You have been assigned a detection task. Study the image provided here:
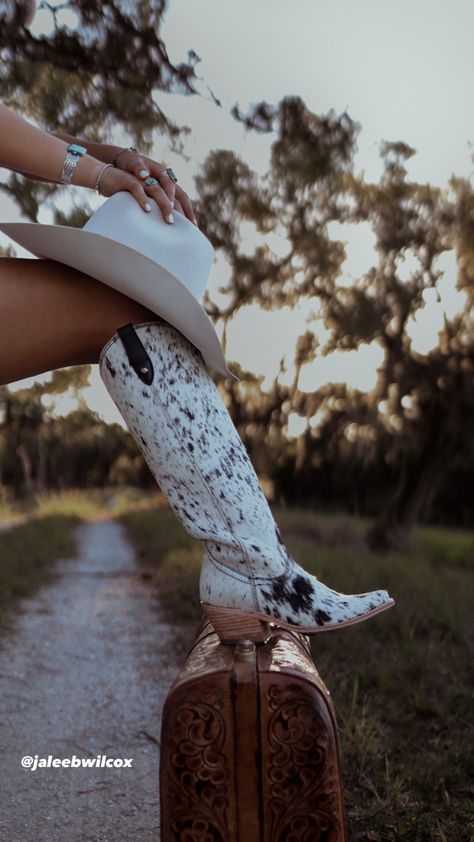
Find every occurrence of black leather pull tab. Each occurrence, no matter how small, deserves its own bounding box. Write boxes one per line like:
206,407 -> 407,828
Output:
116,323 -> 154,385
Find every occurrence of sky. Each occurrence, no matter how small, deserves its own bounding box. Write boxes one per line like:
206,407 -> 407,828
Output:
1,0 -> 473,431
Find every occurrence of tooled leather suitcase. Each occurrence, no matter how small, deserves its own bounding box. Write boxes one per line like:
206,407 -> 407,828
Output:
159,616 -> 348,841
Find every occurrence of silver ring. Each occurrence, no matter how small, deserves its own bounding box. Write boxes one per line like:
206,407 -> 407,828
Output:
144,176 -> 159,186
158,167 -> 178,183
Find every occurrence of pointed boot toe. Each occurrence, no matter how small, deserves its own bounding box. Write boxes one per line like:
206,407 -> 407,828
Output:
200,550 -> 395,644
99,321 -> 395,648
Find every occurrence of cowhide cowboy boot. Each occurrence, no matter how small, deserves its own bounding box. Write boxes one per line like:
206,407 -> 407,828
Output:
99,319 -> 395,644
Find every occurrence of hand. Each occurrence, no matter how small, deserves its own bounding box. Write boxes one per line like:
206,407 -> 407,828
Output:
113,148 -> 198,227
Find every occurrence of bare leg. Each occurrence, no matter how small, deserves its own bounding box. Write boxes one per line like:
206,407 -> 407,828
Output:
0,257 -> 158,385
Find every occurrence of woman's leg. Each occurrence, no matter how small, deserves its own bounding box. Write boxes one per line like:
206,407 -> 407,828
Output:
99,321 -> 395,644
0,257 -> 157,385
0,257 -> 395,642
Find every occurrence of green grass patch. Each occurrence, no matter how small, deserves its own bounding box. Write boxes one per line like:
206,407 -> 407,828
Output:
118,506 -> 198,620
0,514 -> 80,628
0,486 -> 163,523
119,502 -> 474,841
419,523 -> 474,568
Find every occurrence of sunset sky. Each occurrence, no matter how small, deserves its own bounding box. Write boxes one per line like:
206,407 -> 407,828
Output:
1,0 -> 472,430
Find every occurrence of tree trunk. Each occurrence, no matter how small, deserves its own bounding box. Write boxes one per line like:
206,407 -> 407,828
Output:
36,436 -> 48,493
367,406 -> 454,551
15,442 -> 35,498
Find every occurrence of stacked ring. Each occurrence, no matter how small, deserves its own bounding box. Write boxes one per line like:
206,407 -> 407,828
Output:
159,167 -> 178,183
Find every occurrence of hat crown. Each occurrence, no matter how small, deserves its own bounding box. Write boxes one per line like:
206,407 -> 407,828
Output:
83,191 -> 214,301
0,190 -> 238,380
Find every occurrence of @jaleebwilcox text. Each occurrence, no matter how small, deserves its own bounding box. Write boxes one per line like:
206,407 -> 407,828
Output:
21,755 -> 133,771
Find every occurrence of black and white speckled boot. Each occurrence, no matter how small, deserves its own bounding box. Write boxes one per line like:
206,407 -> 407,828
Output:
99,320 -> 395,644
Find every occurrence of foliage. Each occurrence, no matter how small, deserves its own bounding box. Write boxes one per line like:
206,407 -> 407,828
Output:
0,512 -> 80,624
0,0 -> 261,221
120,503 -> 474,841
119,503 -> 201,658
0,0 -> 199,142
0,5 -> 473,546
0,378 -> 154,495
196,97 -> 474,543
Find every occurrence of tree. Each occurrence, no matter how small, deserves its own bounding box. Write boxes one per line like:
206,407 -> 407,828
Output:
195,98 -> 474,547
0,368 -> 149,495
0,0 -> 250,497
0,0 -> 269,221
1,7 -> 472,542
0,365 -> 90,495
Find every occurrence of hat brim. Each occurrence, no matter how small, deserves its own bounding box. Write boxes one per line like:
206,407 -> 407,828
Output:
0,221 -> 239,381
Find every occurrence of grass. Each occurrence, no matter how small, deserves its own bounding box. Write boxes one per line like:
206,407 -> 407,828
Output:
0,486 -> 160,631
0,485 -> 163,522
119,502 -> 474,842
2,489 -> 472,837
0,514 -> 81,630
118,506 -> 200,620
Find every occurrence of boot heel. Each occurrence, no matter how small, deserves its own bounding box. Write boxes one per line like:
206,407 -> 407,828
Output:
201,602 -> 272,645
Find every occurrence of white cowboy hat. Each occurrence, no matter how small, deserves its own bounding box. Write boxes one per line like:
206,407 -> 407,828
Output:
0,191 -> 239,381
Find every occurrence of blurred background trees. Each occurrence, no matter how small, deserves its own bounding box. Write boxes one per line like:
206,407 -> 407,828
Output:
0,0 -> 473,548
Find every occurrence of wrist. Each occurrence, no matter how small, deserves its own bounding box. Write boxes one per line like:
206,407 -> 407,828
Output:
72,155 -> 104,189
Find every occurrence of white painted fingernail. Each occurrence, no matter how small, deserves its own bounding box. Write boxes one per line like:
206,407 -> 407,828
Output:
144,203 -> 151,212
167,213 -> 174,224
140,169 -> 150,178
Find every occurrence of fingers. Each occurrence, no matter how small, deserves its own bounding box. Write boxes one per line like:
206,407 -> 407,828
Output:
99,167 -> 152,214
99,162 -> 197,226
143,160 -> 198,226
143,181 -> 175,224
158,176 -> 197,225
126,172 -> 183,224
146,165 -> 196,225
113,149 -> 151,181
134,159 -> 152,180
115,152 -> 197,225
175,187 -> 197,226
157,175 -> 177,213
129,179 -> 154,214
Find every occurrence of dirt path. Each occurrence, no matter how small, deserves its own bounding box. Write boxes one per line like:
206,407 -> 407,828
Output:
0,519 -> 189,842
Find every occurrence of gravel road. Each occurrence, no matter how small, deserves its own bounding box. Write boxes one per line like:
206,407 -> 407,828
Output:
0,518 -> 192,841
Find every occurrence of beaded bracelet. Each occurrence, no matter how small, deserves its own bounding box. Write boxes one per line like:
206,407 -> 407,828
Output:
95,163 -> 114,195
